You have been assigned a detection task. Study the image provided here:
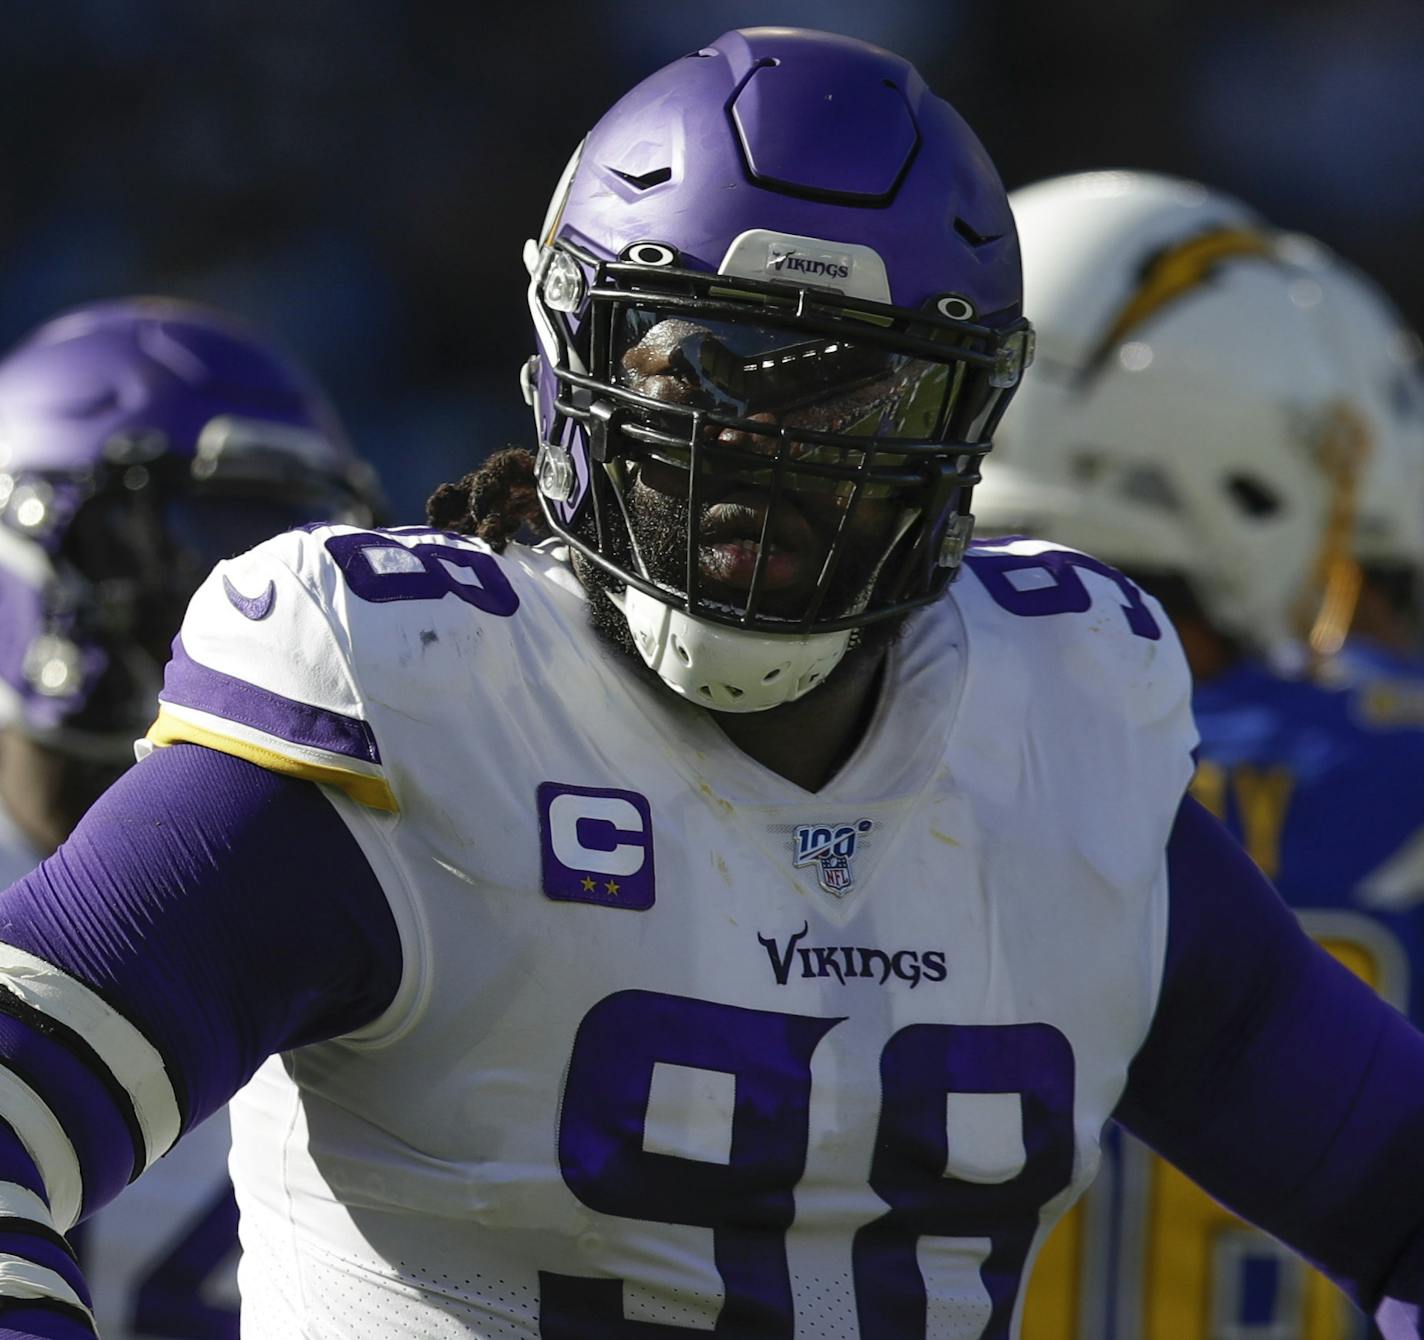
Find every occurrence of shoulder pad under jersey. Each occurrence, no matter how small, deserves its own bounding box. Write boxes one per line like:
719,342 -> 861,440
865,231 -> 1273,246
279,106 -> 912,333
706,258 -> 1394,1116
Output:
960,536 -> 1193,730
955,538 -> 1198,864
144,525 -> 550,813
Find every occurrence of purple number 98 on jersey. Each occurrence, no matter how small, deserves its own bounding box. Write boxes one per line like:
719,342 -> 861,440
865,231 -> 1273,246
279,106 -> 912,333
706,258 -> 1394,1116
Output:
538,782 -> 656,910
545,993 -> 1077,1339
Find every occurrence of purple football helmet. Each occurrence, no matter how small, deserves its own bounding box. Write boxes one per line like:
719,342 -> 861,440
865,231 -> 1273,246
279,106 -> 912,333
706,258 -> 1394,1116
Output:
0,297 -> 382,756
525,28 -> 1032,665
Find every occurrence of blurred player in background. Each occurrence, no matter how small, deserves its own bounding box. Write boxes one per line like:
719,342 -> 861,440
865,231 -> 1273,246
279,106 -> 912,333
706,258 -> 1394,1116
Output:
972,169 -> 1424,1340
0,298 -> 382,1338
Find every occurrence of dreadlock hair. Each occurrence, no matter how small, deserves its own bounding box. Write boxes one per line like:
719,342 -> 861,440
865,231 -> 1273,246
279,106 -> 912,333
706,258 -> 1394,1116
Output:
426,447 -> 549,553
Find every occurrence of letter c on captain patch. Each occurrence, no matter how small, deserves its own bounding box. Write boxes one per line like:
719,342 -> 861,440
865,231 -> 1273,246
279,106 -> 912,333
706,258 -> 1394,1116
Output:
538,782 -> 655,910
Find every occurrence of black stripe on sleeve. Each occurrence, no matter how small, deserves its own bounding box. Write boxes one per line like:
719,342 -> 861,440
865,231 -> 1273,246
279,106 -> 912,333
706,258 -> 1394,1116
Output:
17,970 -> 192,1143
0,1215 -> 80,1264
0,1294 -> 98,1334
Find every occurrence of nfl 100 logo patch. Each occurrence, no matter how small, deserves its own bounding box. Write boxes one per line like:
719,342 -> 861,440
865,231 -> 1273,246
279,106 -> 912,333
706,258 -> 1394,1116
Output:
537,782 -> 655,910
792,819 -> 874,897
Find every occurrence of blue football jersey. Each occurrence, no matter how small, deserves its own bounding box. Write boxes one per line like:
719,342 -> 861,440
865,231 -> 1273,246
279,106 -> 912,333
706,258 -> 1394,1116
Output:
1022,643 -> 1424,1340
1192,651 -> 1424,1016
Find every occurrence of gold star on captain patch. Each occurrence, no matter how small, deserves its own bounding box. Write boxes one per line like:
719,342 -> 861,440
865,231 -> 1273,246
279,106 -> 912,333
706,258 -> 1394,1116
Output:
580,876 -> 596,892
604,879 -> 621,896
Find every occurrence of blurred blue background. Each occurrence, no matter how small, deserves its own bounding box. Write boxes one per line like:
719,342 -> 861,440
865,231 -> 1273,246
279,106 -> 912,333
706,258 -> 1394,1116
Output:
3,0 -> 1421,518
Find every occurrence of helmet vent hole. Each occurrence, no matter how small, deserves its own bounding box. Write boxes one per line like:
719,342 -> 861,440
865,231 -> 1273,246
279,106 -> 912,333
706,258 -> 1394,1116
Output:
697,684 -> 713,699
954,216 -> 1004,248
610,166 -> 673,191
1226,474 -> 1281,518
726,685 -> 744,699
672,639 -> 692,665
762,667 -> 782,683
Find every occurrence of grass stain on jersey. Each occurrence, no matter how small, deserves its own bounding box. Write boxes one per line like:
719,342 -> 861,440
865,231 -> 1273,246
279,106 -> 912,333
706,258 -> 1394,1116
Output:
697,780 -> 736,817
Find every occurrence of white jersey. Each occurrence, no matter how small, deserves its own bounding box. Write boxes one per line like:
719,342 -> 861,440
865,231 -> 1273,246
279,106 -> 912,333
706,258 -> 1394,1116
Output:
149,525 -> 1196,1340
0,801 -> 240,1339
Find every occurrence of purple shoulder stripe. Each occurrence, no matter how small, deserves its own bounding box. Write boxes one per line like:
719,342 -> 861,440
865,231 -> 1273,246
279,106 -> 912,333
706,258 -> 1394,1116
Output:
160,636 -> 380,765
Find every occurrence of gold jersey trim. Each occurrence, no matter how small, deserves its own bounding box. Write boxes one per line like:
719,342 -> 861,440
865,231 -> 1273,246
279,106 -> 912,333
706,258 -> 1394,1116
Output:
146,707 -> 399,814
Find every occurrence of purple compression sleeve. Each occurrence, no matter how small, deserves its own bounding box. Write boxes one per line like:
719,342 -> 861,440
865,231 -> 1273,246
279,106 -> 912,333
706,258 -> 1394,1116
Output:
0,1316 -> 98,1340
1117,796 -> 1424,1326
0,742 -> 400,1337
0,742 -> 401,1133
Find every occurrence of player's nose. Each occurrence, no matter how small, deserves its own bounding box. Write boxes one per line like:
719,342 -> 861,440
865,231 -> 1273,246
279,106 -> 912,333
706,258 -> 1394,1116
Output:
715,412 -> 781,455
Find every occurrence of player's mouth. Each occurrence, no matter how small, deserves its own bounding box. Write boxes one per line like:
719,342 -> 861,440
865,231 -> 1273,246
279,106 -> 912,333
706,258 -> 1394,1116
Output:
698,491 -> 821,595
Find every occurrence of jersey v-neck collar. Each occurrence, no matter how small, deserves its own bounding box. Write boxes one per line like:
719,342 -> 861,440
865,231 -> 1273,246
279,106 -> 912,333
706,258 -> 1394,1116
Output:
624,591 -> 971,810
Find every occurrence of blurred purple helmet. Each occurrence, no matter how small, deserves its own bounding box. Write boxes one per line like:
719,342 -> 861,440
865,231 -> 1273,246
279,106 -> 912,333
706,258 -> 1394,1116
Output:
0,297 -> 383,755
523,28 -> 1031,664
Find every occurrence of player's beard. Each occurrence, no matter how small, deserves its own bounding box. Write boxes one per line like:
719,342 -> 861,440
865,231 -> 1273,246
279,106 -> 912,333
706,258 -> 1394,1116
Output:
572,470 -> 908,685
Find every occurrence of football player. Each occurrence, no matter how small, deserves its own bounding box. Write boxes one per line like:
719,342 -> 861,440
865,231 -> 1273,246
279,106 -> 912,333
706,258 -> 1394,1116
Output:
0,32 -> 1422,1340
970,170 -> 1424,1340
0,298 -> 381,1339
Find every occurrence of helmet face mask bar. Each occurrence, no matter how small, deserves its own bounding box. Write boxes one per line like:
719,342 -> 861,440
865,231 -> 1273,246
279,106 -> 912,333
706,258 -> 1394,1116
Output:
534,242 -> 1031,636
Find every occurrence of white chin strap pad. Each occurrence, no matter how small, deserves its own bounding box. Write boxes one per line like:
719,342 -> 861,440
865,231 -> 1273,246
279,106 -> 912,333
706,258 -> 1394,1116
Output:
612,585 -> 851,713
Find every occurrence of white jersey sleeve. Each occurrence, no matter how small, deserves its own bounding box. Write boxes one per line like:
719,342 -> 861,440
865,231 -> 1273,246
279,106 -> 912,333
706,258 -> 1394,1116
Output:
145,527 -> 403,813
957,535 -> 1198,881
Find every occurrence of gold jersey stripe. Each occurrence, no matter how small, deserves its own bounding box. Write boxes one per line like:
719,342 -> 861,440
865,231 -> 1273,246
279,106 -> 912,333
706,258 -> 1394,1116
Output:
146,708 -> 399,814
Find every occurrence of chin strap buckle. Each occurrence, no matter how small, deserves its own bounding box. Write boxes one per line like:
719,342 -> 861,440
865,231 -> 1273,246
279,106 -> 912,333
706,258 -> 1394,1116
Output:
938,512 -> 975,569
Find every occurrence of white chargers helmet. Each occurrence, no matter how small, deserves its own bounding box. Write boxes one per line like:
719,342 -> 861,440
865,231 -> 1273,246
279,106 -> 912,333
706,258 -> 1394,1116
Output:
973,171 -> 1363,659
